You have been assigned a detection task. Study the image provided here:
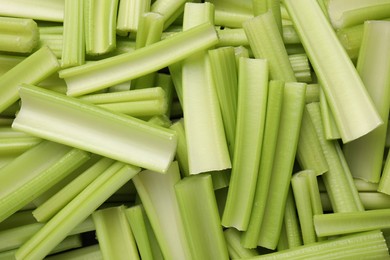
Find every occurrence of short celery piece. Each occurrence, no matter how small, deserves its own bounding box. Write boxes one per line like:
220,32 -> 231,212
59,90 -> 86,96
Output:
0,46 -> 59,113
212,0 -> 254,28
252,0 -> 282,34
224,228 -> 259,259
216,28 -> 248,47
336,23 -> 365,60
0,140 -> 89,223
222,58 -> 269,230
15,162 -> 140,260
117,0 -> 150,33
283,0 -> 383,143
12,84 -> 177,173
59,22 -> 219,96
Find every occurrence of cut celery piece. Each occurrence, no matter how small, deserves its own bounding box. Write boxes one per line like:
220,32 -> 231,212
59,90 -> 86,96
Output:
0,210 -> 36,231
0,128 -> 41,155
379,154 -> 390,195
156,73 -> 174,117
169,119 -> 189,177
0,140 -> 89,223
212,0 -> 254,28
135,12 -> 164,49
216,28 -> 248,47
151,0 -> 187,29
224,228 -> 259,259
283,24 -> 301,44
336,22 -> 364,60
344,21 -> 390,183
283,0 -> 383,143
319,88 -> 341,140
288,53 -> 312,83
321,191 -> 390,211
98,99 -> 167,117
0,46 -> 59,113
12,84 -> 177,173
60,22 -> 218,96
117,0 -> 151,33
282,188 -> 303,248
252,0 -> 282,34
15,162 -> 140,260
222,58 -> 268,230
45,245 -> 102,260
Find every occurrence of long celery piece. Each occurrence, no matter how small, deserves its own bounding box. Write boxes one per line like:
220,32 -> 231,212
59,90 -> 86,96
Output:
343,21 -> 390,183
257,82 -> 306,250
241,80 -> 284,248
224,228 -> 259,259
0,46 -> 59,113
117,0 -> 150,33
132,162 -> 191,260
15,162 -> 140,260
282,188 -> 303,248
12,84 -> 177,173
92,206 -> 139,260
0,140 -> 89,223
60,22 -> 218,96
170,119 -> 190,177
243,10 -> 296,82
151,0 -> 187,29
283,0 -> 383,143
61,0 -> 85,68
45,245 -> 103,260
222,58 -> 268,230
319,88 -> 341,140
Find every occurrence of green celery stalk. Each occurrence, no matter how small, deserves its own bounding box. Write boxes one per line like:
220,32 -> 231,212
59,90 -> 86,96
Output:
222,58 -> 268,230
336,23 -> 364,61
283,0 -> 383,143
211,0 -> 254,28
97,99 -> 167,117
224,228 -> 259,259
321,191 -> 390,211
233,46 -> 250,66
37,33 -> 63,59
283,24 -> 301,44
319,88 -> 341,140
169,119 -> 190,177
12,84 -> 177,173
216,28 -> 249,47
0,54 -> 24,75
45,244 -> 102,260
0,128 -> 41,155
282,188 -> 303,248
0,210 -> 36,231
117,0 -> 151,33
288,53 -> 312,83
150,0 -> 187,29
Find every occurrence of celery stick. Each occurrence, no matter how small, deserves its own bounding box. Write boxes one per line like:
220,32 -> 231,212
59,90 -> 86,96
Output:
0,46 -> 59,113
344,21 -> 390,183
135,12 -> 164,49
117,0 -> 151,33
211,0 -> 254,28
0,131 -> 41,155
175,174 -> 229,259
258,82 -> 306,250
283,24 -> 301,44
0,210 -> 36,231
98,99 -> 167,117
252,0 -> 282,34
379,154 -> 390,195
12,84 -> 177,173
222,58 -> 268,230
157,73 -> 174,117
45,244 -> 102,260
216,28 -> 249,47
283,0 -> 383,143
288,53 -> 312,83
15,162 -> 140,260
336,23 -> 364,61
224,228 -> 259,259
169,119 -> 190,177
0,54 -> 24,75
234,46 -> 250,66
37,33 -> 63,58
151,0 -> 187,29
60,22 -> 218,96
282,188 -> 303,248
321,191 -> 390,211
319,88 -> 341,140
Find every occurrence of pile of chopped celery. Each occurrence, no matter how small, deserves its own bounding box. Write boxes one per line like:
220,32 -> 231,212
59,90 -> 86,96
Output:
1,0 -> 390,259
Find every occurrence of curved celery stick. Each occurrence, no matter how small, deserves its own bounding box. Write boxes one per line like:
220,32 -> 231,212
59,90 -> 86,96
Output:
117,0 -> 150,33
283,0 -> 383,143
59,22 -> 219,96
12,84 -> 177,173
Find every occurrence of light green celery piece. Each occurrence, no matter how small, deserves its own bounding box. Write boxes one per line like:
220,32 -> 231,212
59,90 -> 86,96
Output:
0,17 -> 39,53
208,46 -> 238,157
306,102 -> 364,212
0,46 -> 59,113
170,119 -> 190,177
379,153 -> 390,195
98,99 -> 167,117
216,28 -> 248,47
151,0 -> 187,29
327,0 -> 390,29
61,0 -> 85,68
224,228 -> 259,259
319,88 -> 341,140
234,46 -> 250,67
336,23 -> 364,61
282,188 -> 303,248
0,128 -> 41,155
84,0 -> 118,55
15,162 -> 140,260
252,0 -> 282,34
60,22 -> 218,96
32,157 -> 115,222
0,54 -> 24,75
246,230 -> 389,260
0,140 -> 89,223
258,82 -> 306,250
354,178 -> 379,192
175,174 -> 229,259
37,33 -> 63,58
211,0 -> 254,28
147,115 -> 172,128
243,10 -> 296,82
12,84 -> 177,173
135,12 -> 164,49
157,73 -> 174,117
288,53 -> 312,83
182,3 -> 231,174
283,0 -> 383,143
276,223 -> 289,251
296,106 -> 328,175
92,206 -> 139,260
132,161 -> 191,260
0,0 -> 64,22
222,58 -> 268,230
168,61 -> 183,105
45,244 -> 102,260
117,0 -> 150,33
283,24 -> 301,44
321,191 -> 390,211
241,80 -> 284,248
344,21 -> 390,183
39,25 -> 64,35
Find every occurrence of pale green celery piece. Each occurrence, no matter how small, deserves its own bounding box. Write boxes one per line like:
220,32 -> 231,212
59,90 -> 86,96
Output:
37,33 -> 63,58
147,115 -> 172,128
216,28 -> 249,47
210,169 -> 231,190
252,0 -> 282,34
243,10 -> 296,82
48,235 -> 83,256
135,12 -> 164,49
61,0 -> 85,68
327,0 -> 390,29
354,178 -> 379,192
222,58 -> 268,230
0,0 -> 64,22
288,53 -> 312,83
283,0 -> 383,143
379,152 -> 390,194
46,245 -> 102,260
344,21 -> 390,183
208,46 -> 238,157
0,46 -> 59,113
0,140 -> 89,223
246,230 -> 388,260
92,206 -> 139,260
319,88 -> 341,140
241,80 -> 284,248
15,162 -> 140,260
306,102 -> 364,212
233,46 -> 250,67
132,162 -> 191,260
60,23 -> 218,96
84,0 -> 118,55
223,228 -> 259,259
0,128 -> 41,155
170,119 -> 190,177
0,17 -> 39,53
296,106 -> 328,176
321,191 -> 390,211
98,99 -> 168,117
157,73 -> 174,117
0,210 -> 36,230
175,174 -> 229,259
150,0 -> 186,29
282,24 -> 301,44
257,82 -> 306,250
39,25 -> 64,35
12,84 -> 177,173
285,44 -> 305,55
117,0 -> 150,33
210,0 -> 254,28
108,81 -> 131,92
0,54 -> 24,75
336,23 -> 364,61
283,188 -> 303,248
32,157 -> 115,222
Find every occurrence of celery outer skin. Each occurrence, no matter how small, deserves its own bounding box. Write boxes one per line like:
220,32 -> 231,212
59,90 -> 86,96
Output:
12,84 -> 177,173
283,0 -> 383,143
60,22 -> 219,96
